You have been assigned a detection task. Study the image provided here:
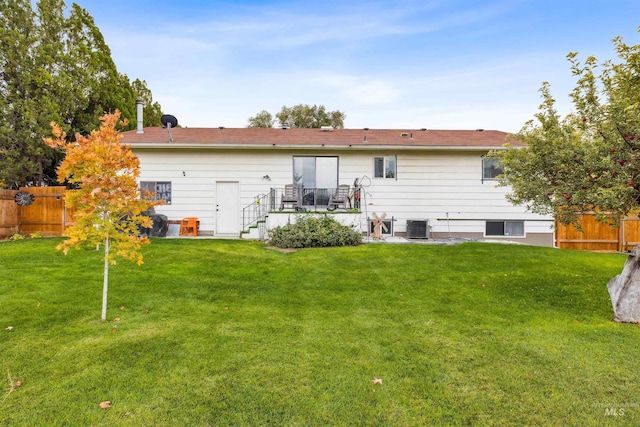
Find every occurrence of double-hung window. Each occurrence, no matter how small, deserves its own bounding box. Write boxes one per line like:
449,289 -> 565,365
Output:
141,181 -> 172,205
482,157 -> 503,181
374,156 -> 396,179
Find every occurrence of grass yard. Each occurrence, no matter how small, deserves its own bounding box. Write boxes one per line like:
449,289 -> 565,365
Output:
0,238 -> 638,426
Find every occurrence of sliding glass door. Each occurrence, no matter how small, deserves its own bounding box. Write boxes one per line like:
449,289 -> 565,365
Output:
293,156 -> 338,206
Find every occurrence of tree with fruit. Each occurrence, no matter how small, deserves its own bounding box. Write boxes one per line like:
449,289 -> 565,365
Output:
493,31 -> 640,226
491,29 -> 640,322
44,111 -> 159,321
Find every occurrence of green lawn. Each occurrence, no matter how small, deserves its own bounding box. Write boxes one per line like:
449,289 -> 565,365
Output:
0,239 -> 638,426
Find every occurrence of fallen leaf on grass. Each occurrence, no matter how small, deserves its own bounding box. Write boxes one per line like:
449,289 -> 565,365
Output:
372,378 -> 383,385
99,401 -> 111,409
119,306 -> 125,310
111,329 -> 117,333
5,326 -> 13,331
113,318 -> 120,322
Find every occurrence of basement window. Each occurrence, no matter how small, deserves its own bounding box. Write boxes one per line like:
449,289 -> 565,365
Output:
485,220 -> 524,237
369,217 -> 394,236
141,181 -> 172,205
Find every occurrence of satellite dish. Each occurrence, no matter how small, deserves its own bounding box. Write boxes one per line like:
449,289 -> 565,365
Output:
161,114 -> 178,128
160,114 -> 178,142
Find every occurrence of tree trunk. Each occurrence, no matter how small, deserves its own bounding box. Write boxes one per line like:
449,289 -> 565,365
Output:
101,237 -> 109,322
607,246 -> 640,323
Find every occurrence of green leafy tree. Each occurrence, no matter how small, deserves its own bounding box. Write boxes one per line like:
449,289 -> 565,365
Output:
247,110 -> 275,128
64,3 -> 137,134
492,29 -> 640,323
44,111 -> 159,321
0,0 -> 51,188
0,0 -> 161,189
276,104 -> 346,128
492,30 -> 640,227
248,104 -> 346,128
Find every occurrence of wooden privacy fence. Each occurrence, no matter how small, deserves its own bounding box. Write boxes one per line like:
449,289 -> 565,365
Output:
0,189 -> 20,238
0,187 -> 74,238
5,189 -> 640,251
555,214 -> 640,252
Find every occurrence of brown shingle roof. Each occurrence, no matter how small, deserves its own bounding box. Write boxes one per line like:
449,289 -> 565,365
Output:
121,127 -> 522,148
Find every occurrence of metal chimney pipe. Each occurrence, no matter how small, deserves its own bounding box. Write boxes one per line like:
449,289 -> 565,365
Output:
136,99 -> 144,134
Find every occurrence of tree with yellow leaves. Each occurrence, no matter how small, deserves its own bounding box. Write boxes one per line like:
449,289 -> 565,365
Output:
44,110 -> 160,321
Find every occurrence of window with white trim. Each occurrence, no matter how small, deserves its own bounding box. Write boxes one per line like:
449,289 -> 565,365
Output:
482,157 -> 503,180
486,220 -> 524,237
374,156 -> 396,179
141,181 -> 172,205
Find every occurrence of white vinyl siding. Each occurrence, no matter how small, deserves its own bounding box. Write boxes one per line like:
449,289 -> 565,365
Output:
132,148 -> 553,241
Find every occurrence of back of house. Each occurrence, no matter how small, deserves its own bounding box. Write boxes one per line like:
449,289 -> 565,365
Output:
121,125 -> 553,245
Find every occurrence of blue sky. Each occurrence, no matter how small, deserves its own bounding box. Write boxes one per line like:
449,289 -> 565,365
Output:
81,0 -> 640,132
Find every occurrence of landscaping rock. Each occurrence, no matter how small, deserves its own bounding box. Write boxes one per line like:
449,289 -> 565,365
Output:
607,246 -> 640,323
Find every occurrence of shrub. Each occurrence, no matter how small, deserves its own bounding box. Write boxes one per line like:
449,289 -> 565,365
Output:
268,215 -> 362,248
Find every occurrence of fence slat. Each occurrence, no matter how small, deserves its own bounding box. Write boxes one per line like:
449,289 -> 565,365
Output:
18,187 -> 67,236
555,214 -> 640,252
0,190 -> 20,238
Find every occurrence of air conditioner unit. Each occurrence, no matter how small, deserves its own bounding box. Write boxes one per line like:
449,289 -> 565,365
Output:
406,220 -> 429,239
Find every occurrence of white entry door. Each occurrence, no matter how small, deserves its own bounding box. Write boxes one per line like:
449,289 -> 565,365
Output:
216,181 -> 240,235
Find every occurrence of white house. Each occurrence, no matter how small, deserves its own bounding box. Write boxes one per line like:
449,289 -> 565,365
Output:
120,123 -> 554,246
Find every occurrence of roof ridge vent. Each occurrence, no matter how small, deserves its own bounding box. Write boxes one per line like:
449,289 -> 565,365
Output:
321,126 -> 333,131
476,128 -> 484,132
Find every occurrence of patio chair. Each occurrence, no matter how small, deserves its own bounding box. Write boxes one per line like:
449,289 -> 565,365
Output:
279,184 -> 299,211
327,184 -> 350,211
179,217 -> 198,237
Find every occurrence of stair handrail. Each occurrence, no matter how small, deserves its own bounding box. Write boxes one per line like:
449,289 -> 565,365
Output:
242,191 -> 271,232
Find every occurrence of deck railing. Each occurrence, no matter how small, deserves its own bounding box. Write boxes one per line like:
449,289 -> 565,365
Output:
270,187 -> 360,212
242,187 -> 362,235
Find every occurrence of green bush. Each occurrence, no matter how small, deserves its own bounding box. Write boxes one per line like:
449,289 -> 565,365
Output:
268,215 -> 362,248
